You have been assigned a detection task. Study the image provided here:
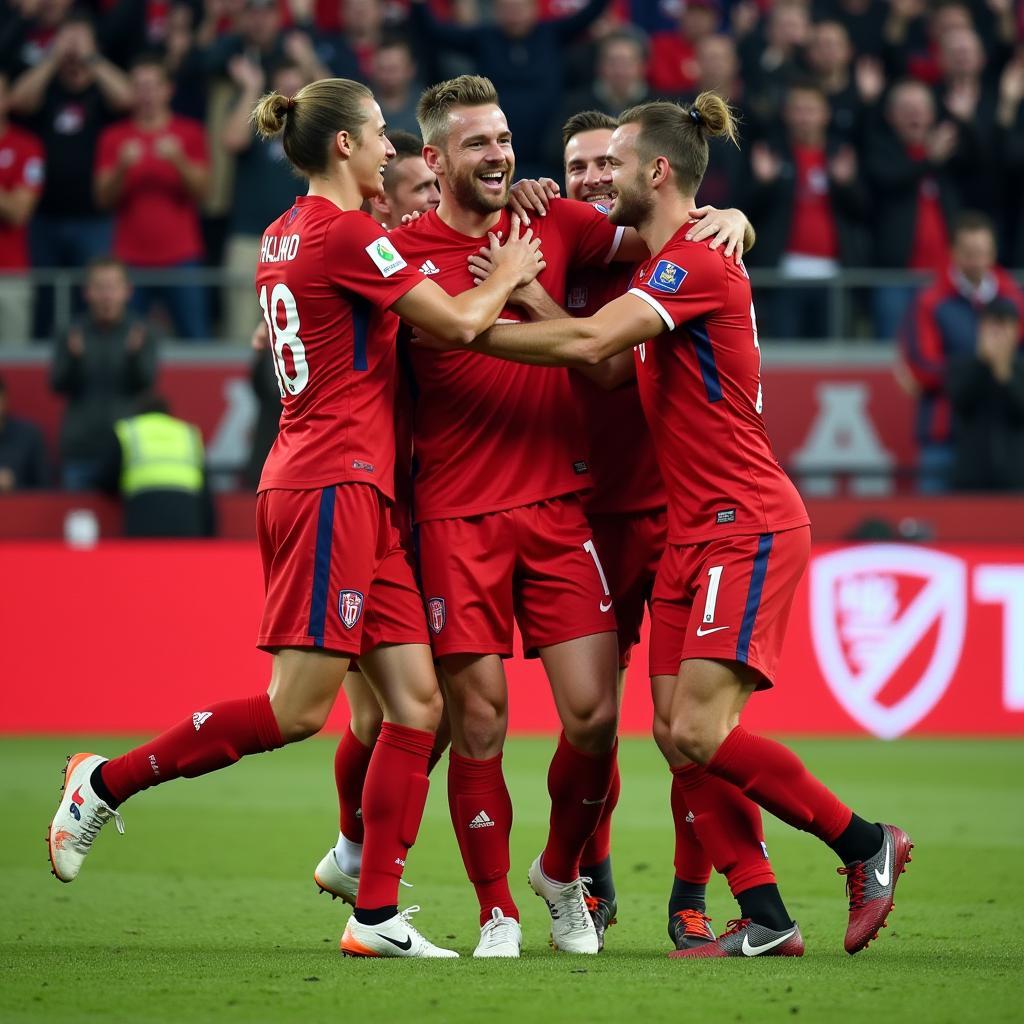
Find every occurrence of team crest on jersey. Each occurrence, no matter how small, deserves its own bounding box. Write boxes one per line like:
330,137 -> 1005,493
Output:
365,236 -> 408,278
567,286 -> 588,309
338,590 -> 365,629
647,260 -> 687,294
427,597 -> 446,634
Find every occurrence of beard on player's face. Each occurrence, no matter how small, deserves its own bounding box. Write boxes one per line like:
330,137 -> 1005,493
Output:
609,167 -> 654,227
446,155 -> 513,215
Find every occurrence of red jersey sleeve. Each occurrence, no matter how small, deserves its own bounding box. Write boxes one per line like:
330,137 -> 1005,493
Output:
628,243 -> 728,333
550,198 -> 624,269
323,212 -> 425,309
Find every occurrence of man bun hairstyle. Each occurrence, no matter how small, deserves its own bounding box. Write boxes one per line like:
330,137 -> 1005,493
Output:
417,75 -> 499,148
619,91 -> 738,197
251,77 -> 373,177
561,110 -> 618,150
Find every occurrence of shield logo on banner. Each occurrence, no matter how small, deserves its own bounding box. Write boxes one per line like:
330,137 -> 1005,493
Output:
338,590 -> 364,629
427,598 -> 446,635
810,545 -> 966,738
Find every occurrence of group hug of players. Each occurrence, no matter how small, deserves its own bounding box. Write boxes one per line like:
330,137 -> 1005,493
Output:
48,72 -> 913,961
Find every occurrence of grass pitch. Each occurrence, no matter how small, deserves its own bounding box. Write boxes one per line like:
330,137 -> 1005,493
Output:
2,736 -> 1022,1024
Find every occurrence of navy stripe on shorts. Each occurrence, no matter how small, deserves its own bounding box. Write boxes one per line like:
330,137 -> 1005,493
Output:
735,533 -> 774,663
307,487 -> 337,647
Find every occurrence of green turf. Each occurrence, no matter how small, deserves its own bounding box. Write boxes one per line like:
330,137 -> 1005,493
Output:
2,736 -> 1022,1024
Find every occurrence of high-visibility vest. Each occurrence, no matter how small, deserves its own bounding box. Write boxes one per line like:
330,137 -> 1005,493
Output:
114,413 -> 204,497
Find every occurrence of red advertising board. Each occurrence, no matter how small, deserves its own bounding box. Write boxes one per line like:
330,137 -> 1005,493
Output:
2,541 -> 1021,738
0,351 -> 916,491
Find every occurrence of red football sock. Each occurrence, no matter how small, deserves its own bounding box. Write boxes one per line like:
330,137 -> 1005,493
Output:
581,752 -> 620,867
334,726 -> 374,843
356,722 -> 433,910
100,694 -> 284,805
542,733 -> 617,884
673,762 -> 776,897
707,726 -> 853,844
669,766 -> 713,884
448,749 -> 518,924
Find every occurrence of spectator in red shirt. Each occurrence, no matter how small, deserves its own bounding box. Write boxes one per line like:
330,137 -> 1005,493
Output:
744,82 -> 868,338
0,71 -> 45,346
865,78 -> 961,338
95,54 -> 210,340
647,0 -> 719,97
900,211 -> 1024,492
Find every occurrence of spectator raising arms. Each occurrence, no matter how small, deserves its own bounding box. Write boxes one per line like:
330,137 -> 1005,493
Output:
901,212 -> 1024,493
9,13 -> 132,337
94,55 -> 211,340
50,257 -> 159,491
0,71 -> 44,346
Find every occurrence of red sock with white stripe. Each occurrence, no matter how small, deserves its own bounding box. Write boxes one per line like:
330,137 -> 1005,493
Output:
542,733 -> 617,883
448,750 -> 518,925
355,722 -> 433,911
98,694 -> 284,805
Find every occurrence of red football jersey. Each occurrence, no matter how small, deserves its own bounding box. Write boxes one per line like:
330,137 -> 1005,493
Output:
256,197 -> 424,496
0,125 -> 44,270
567,262 -> 666,515
95,116 -> 208,266
393,199 -> 624,522
629,228 -> 809,544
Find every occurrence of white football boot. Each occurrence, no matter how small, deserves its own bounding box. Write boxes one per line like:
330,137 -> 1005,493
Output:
313,848 -> 359,906
528,855 -> 600,954
48,753 -> 124,882
339,906 -> 459,958
473,907 -> 523,958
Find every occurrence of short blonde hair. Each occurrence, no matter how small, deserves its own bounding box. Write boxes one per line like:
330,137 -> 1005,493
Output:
417,75 -> 499,148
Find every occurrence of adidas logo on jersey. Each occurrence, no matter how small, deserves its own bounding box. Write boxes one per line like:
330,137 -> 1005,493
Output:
192,711 -> 212,731
419,260 -> 440,276
685,810 -> 695,824
469,810 -> 495,829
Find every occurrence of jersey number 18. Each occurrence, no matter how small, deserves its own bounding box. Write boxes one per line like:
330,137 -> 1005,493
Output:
259,282 -> 309,397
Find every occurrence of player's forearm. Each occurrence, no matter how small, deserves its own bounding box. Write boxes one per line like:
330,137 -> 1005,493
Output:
472,318 -> 597,367
513,282 -> 568,322
448,266 -> 521,340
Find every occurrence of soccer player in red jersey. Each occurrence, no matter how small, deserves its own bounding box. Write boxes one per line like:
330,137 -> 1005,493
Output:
561,109 -> 716,952
432,92 -> 914,959
47,77 -> 544,960
315,128 -> 449,906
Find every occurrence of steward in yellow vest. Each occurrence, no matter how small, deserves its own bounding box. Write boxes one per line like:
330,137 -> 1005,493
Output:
100,395 -> 212,537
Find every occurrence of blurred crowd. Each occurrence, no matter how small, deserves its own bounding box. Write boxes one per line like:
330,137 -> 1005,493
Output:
0,0 -> 1022,498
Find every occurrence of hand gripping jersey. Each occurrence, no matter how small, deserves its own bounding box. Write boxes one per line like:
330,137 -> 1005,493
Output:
255,196 -> 424,495
628,229 -> 809,544
566,262 -> 666,515
392,199 -> 624,522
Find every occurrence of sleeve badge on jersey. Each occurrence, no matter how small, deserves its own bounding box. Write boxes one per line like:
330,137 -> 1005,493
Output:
647,260 -> 687,294
338,590 -> 365,629
365,236 -> 408,278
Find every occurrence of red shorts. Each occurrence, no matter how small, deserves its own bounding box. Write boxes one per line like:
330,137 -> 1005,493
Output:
257,483 -> 428,658
417,495 -> 616,658
589,507 -> 667,668
648,526 -> 810,686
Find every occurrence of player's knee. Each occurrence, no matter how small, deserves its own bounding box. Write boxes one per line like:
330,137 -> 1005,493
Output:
454,700 -> 506,758
670,715 -> 718,765
651,712 -> 676,763
408,687 -> 444,733
563,700 -> 618,753
350,703 -> 384,743
278,704 -> 332,743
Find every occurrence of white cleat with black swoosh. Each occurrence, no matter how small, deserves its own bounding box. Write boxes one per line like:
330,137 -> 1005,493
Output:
339,906 -> 459,958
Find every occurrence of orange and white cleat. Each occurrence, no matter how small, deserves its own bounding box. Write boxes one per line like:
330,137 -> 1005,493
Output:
339,906 -> 459,958
48,753 -> 124,882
